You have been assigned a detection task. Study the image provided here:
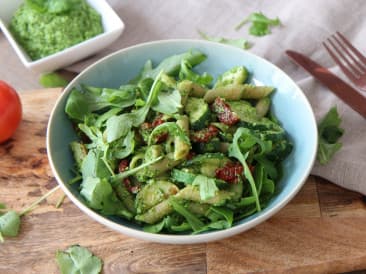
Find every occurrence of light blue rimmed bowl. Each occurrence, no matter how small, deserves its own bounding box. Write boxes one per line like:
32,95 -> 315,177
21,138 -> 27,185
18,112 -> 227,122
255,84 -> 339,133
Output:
47,39 -> 318,244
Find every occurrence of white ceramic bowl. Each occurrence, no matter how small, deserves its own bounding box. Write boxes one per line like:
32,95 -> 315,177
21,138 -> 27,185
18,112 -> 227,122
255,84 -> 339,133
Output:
0,0 -> 124,72
47,40 -> 318,244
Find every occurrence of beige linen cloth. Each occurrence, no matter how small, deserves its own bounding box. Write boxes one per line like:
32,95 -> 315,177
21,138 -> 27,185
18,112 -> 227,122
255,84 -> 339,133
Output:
67,0 -> 366,195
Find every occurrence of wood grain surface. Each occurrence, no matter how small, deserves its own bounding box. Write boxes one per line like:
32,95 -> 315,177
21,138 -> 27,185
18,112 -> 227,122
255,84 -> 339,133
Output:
1,88 -> 366,274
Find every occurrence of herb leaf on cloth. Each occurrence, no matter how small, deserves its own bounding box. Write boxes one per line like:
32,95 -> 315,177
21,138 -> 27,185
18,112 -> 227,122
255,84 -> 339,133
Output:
56,245 -> 103,274
198,30 -> 250,49
235,12 -> 281,36
317,107 -> 344,165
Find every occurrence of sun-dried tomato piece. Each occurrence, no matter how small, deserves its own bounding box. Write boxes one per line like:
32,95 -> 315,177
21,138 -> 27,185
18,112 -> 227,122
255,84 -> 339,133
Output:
152,114 -> 165,127
215,162 -> 244,183
191,125 -> 219,143
211,97 -> 240,125
118,159 -> 129,172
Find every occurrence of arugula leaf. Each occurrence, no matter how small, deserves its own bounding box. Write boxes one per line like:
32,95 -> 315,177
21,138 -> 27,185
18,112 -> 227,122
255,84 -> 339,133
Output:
65,85 -> 136,122
0,211 -> 21,241
179,59 -> 213,86
198,30 -> 250,49
112,130 -> 135,159
235,12 -> 281,36
81,150 -> 111,180
194,207 -> 233,234
169,198 -> 205,232
192,175 -> 219,201
104,72 -> 163,143
56,245 -> 102,274
105,116 -> 132,143
143,218 -> 167,233
228,128 -> 261,211
80,177 -> 118,213
132,50 -> 207,83
152,89 -> 182,115
317,107 -> 344,165
39,72 -> 69,88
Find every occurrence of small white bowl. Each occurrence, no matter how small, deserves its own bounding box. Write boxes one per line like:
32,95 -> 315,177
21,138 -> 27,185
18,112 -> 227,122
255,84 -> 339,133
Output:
0,0 -> 124,72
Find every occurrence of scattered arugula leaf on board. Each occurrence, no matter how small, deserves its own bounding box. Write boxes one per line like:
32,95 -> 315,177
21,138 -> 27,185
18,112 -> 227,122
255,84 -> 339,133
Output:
235,12 -> 281,36
198,30 -> 251,49
56,245 -> 103,274
317,107 -> 344,165
39,72 -> 69,88
0,210 -> 21,242
0,185 -> 61,243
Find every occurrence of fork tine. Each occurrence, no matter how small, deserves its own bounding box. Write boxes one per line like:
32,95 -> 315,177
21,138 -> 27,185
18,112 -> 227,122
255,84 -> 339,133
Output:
333,32 -> 366,73
323,40 -> 359,82
327,36 -> 362,77
336,31 -> 366,65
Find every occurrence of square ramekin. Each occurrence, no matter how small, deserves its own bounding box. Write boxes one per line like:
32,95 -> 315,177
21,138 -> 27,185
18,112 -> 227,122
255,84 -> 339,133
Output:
0,0 -> 124,72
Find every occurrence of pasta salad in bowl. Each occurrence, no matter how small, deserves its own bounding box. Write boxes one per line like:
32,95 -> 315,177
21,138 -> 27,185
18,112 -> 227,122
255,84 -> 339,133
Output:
47,40 -> 317,244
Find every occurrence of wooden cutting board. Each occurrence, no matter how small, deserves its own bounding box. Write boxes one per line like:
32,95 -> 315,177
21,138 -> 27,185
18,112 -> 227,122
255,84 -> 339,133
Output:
1,88 -> 366,274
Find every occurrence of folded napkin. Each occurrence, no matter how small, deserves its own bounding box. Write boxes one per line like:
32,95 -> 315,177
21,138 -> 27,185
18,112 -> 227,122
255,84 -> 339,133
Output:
68,0 -> 366,195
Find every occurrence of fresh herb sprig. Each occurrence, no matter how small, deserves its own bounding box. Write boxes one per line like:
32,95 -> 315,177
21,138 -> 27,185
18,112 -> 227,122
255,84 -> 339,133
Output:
0,185 -> 61,242
317,107 -> 344,165
56,245 -> 103,274
235,12 -> 281,36
198,30 -> 250,49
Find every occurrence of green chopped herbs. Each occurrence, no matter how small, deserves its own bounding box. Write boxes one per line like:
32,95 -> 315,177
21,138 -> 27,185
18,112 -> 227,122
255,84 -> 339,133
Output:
56,245 -> 102,274
235,12 -> 281,36
64,50 -> 293,234
9,0 -> 103,60
317,107 -> 344,165
198,12 -> 281,49
198,30 -> 251,49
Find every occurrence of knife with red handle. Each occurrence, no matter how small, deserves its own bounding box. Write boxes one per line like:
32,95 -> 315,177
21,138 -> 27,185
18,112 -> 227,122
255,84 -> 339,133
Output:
286,50 -> 366,118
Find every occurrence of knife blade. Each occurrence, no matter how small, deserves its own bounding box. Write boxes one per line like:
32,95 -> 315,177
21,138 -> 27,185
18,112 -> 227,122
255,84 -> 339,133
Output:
286,50 -> 366,118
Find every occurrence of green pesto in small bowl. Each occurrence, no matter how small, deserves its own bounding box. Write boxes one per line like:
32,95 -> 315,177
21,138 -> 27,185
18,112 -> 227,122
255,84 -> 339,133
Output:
9,0 -> 103,61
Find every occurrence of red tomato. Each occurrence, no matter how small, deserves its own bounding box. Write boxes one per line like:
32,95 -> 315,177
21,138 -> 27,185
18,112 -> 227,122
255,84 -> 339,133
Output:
0,81 -> 22,143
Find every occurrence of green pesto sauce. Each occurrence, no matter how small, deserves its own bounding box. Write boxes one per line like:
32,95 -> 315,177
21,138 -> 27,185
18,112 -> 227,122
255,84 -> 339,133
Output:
9,1 -> 103,60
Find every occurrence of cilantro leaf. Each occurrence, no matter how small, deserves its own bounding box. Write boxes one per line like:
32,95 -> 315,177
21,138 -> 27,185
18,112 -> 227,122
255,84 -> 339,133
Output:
198,30 -> 251,49
56,245 -> 102,274
317,107 -> 344,165
0,211 -> 21,241
235,12 -> 281,36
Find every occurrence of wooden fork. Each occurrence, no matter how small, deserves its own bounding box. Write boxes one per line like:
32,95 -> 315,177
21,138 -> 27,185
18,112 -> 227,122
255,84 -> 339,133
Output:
323,31 -> 366,91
